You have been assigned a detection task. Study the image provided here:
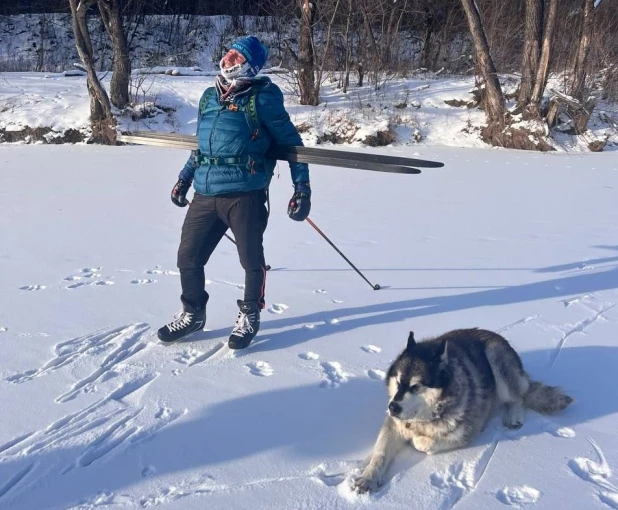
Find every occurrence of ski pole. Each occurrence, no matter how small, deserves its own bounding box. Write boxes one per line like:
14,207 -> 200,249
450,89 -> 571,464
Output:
224,233 -> 272,271
305,217 -> 380,290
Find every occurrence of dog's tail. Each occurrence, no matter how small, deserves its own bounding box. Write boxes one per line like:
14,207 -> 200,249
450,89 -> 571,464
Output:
523,381 -> 573,414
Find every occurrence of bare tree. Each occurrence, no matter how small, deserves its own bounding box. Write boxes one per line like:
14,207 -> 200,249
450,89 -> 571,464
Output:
298,0 -> 318,105
98,0 -> 131,109
569,0 -> 595,100
529,0 -> 558,113
68,0 -> 115,143
459,0 -> 505,132
517,0 -> 543,109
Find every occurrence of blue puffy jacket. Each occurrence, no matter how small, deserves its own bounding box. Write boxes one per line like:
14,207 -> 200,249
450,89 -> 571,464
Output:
179,77 -> 309,196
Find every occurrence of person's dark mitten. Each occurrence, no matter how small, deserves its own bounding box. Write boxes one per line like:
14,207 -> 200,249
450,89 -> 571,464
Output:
287,182 -> 311,221
171,179 -> 191,207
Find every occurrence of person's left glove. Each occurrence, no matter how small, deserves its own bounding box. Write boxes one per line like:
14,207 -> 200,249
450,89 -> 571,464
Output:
287,182 -> 311,221
171,178 -> 191,207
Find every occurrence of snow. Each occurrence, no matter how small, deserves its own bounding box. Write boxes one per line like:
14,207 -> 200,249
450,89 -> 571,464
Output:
1,140 -> 618,509
2,71 -> 616,151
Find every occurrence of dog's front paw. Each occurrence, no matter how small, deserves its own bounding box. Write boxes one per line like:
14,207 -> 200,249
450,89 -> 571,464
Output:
412,434 -> 435,454
351,474 -> 379,494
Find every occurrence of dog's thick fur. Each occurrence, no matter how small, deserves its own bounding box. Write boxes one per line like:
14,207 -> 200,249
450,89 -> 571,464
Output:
352,328 -> 573,494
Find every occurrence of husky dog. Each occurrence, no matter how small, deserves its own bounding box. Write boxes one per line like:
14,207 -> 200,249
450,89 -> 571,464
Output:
352,328 -> 573,494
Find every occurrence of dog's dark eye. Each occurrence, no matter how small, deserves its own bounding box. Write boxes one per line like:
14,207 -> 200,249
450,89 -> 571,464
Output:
408,384 -> 421,394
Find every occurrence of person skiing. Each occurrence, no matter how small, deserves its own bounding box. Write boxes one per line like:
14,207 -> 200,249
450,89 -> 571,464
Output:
157,35 -> 311,348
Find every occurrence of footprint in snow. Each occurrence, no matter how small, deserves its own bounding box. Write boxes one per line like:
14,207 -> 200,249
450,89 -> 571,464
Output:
245,361 -> 274,377
298,352 -> 320,360
146,268 -> 179,276
66,280 -> 114,289
131,279 -> 156,285
20,285 -> 46,291
64,267 -> 103,281
496,486 -> 541,506
366,369 -> 386,381
142,466 -> 156,478
331,299 -> 343,304
543,420 -> 576,438
320,362 -> 352,389
313,289 -> 327,294
361,345 -> 382,354
0,327 -> 8,332
568,438 -> 618,492
303,323 -> 321,330
268,303 -> 289,314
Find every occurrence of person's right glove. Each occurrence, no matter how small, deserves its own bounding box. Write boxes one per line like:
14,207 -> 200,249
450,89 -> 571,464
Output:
287,181 -> 311,221
171,179 -> 191,207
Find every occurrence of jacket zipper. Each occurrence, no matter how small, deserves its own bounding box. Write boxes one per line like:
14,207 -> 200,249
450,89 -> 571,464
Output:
207,100 -> 224,195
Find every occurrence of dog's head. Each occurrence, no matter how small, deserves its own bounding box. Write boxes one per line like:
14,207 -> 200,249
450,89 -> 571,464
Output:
385,331 -> 451,422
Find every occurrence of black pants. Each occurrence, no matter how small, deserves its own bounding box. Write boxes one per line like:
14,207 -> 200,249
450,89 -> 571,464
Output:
177,190 -> 268,311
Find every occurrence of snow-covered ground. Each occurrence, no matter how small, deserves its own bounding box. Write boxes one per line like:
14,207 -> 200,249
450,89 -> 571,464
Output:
1,70 -> 617,152
1,142 -> 617,509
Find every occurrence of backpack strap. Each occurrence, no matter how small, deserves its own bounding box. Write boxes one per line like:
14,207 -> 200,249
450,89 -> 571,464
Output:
199,88 -> 219,116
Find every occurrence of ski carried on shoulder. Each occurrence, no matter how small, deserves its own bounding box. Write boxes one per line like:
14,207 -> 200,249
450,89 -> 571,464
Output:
116,131 -> 444,175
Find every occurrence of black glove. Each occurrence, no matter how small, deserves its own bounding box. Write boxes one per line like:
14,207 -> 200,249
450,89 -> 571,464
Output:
171,179 -> 191,207
287,182 -> 311,221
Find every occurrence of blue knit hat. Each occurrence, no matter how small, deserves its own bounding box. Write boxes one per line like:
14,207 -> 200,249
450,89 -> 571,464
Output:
229,36 -> 269,77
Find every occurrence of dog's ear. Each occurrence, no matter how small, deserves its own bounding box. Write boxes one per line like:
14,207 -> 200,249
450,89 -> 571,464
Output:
439,340 -> 449,369
406,331 -> 416,351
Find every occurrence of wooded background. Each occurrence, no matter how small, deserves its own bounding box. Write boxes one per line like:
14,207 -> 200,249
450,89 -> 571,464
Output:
2,0 -> 615,147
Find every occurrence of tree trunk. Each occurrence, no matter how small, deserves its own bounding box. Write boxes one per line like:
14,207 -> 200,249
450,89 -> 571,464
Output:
569,0 -> 595,101
419,9 -> 434,70
69,0 -> 115,143
459,0 -> 505,125
517,0 -> 543,109
98,0 -> 131,109
529,0 -> 558,111
298,0 -> 318,105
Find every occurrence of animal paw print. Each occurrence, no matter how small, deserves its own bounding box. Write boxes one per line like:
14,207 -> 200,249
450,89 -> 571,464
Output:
496,486 -> 541,507
366,369 -> 386,381
319,362 -> 352,389
361,345 -> 381,354
245,361 -> 274,377
64,267 -> 113,289
20,284 -> 46,291
298,352 -> 320,360
268,303 -> 289,314
568,438 -> 618,508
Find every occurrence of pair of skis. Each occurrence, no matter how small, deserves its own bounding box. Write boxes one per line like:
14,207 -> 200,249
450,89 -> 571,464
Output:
116,131 -> 444,174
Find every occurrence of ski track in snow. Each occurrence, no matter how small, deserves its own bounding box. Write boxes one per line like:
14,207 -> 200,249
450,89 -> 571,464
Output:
0,462 -> 38,501
6,324 -> 151,388
549,302 -> 617,367
568,438 -> 618,508
430,434 -> 500,510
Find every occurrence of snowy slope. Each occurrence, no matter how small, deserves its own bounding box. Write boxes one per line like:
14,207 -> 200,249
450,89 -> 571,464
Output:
1,144 -> 617,509
2,71 -> 617,151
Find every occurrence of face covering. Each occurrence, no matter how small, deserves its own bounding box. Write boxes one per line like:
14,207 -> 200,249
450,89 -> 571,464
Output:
219,57 -> 254,80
